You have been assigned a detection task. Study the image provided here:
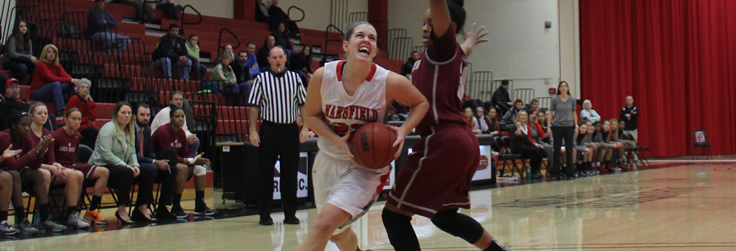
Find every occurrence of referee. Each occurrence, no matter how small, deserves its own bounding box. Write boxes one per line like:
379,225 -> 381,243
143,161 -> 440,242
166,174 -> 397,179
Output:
248,46 -> 310,226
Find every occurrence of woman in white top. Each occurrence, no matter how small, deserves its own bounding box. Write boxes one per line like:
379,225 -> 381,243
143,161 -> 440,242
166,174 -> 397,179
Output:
580,99 -> 601,123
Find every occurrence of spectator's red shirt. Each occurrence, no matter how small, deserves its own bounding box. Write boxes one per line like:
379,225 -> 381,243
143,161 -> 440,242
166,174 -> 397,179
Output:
66,94 -> 98,130
30,61 -> 73,94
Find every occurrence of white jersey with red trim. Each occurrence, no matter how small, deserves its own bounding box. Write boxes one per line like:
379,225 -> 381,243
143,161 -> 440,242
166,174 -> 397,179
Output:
319,60 -> 389,160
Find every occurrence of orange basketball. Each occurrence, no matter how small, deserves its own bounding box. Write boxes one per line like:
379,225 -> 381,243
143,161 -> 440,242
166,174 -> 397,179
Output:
351,122 -> 399,169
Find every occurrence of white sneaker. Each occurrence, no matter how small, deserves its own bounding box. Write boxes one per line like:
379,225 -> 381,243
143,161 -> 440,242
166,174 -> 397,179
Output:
0,221 -> 17,235
67,213 -> 90,229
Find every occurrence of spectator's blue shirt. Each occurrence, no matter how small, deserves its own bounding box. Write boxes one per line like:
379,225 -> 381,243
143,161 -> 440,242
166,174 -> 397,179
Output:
246,54 -> 259,75
87,8 -> 118,35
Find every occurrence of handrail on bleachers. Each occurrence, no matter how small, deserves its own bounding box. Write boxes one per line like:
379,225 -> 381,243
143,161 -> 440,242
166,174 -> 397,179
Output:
322,24 -> 344,65
287,6 -> 305,22
179,4 -> 202,38
217,28 -> 241,56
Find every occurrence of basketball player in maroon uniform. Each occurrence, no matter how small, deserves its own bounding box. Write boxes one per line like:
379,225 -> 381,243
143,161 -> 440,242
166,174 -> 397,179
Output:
382,0 -> 508,250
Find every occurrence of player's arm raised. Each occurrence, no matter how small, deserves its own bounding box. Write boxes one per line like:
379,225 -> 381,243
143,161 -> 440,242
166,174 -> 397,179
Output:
386,72 -> 429,158
303,67 -> 354,159
429,0 -> 452,38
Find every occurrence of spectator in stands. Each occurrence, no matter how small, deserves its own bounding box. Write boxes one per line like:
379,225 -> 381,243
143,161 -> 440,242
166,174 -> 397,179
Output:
257,35 -> 276,72
580,99 -> 601,123
52,108 -> 110,225
620,96 -> 639,142
223,44 -> 235,60
268,0 -> 300,37
153,24 -> 192,80
500,99 -> 524,131
30,44 -> 78,116
185,34 -> 207,81
211,52 -> 250,106
486,107 -> 500,136
1,78 -> 58,131
601,119 -> 623,172
584,121 -> 602,173
233,50 -> 255,83
401,51 -> 419,76
111,0 -> 154,23
523,98 -> 539,114
289,45 -> 313,86
474,107 -> 488,133
528,111 -> 553,168
247,46 -> 308,225
491,80 -> 513,115
537,110 -> 550,143
27,105 -> 89,229
271,22 -> 294,56
156,0 -> 182,20
2,19 -> 36,85
245,41 -> 260,76
575,124 -> 594,177
255,0 -> 271,24
151,91 -> 199,157
510,110 -> 546,179
88,0 -> 131,53
464,107 -> 481,134
392,101 -> 410,120
0,145 -> 22,235
89,101 -> 156,224
0,112 -> 58,233
593,121 -> 613,172
65,78 -> 98,148
152,106 -> 215,218
27,103 -> 89,229
133,103 -> 179,220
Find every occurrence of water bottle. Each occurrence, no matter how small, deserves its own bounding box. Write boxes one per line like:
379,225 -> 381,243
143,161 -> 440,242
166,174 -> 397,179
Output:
526,168 -> 531,181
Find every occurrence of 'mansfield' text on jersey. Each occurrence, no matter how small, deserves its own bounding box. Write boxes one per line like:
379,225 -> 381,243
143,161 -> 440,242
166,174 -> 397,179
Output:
324,104 -> 379,122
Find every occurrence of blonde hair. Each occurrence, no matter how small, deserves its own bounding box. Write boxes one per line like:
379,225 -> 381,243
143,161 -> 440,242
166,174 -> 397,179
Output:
40,44 -> 60,65
112,101 -> 135,144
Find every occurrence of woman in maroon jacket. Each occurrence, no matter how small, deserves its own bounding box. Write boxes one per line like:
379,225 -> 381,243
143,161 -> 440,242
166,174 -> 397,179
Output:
64,78 -> 99,148
29,44 -> 78,116
51,108 -> 109,225
26,103 -> 88,228
151,107 -> 213,217
0,111 -> 62,233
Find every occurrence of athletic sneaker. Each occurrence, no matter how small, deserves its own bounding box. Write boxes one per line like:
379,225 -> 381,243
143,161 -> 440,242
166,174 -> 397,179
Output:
16,220 -> 39,234
67,213 -> 90,229
39,219 -> 68,232
84,210 -> 108,225
171,207 -> 189,219
193,207 -> 216,216
0,221 -> 17,235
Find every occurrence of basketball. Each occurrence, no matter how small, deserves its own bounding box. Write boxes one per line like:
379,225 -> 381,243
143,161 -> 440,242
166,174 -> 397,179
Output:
351,122 -> 399,169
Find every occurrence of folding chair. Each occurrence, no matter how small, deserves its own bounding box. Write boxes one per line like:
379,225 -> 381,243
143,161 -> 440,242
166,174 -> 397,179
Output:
494,136 -> 527,178
692,130 -> 712,160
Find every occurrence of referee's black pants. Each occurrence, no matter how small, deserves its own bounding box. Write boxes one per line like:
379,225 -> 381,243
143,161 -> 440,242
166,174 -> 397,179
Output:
257,121 -> 299,219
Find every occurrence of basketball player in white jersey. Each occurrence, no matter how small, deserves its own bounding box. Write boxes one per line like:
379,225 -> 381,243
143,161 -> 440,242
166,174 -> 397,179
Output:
296,21 -> 429,251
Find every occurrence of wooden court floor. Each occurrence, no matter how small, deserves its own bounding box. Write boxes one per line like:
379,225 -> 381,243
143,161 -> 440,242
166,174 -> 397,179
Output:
2,161 -> 736,250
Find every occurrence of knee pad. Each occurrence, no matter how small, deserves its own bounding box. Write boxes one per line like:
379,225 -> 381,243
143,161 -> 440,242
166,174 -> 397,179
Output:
431,209 -> 484,244
193,165 -> 206,176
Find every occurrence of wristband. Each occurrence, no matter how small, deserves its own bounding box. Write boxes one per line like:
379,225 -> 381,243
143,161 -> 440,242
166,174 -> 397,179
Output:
188,158 -> 194,165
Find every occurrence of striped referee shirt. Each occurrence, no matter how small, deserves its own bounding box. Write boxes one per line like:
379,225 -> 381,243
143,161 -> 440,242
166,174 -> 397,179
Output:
247,70 -> 307,124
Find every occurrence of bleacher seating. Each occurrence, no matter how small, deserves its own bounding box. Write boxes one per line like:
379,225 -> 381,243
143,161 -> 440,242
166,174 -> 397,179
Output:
9,0 -> 408,161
